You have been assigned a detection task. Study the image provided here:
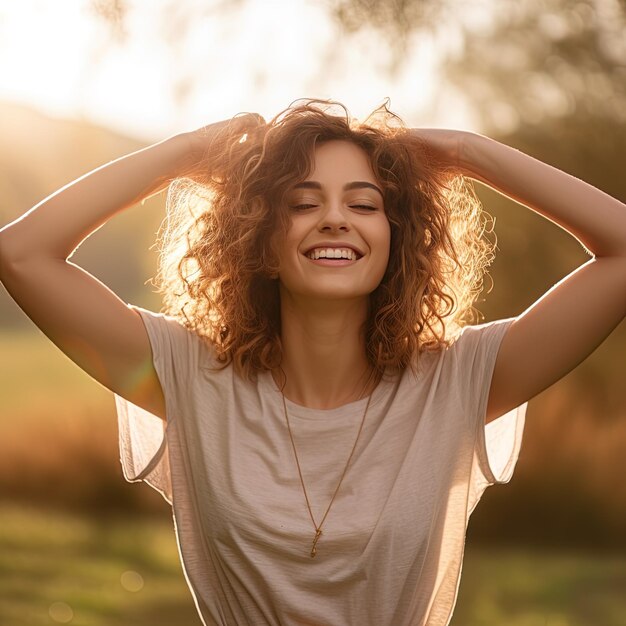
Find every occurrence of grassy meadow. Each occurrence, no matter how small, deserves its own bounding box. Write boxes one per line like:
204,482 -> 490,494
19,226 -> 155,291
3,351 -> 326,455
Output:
0,502 -> 201,626
1,502 -> 625,625
1,327 -> 626,624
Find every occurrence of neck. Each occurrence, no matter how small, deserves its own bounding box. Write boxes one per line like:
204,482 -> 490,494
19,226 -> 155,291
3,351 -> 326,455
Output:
273,292 -> 379,409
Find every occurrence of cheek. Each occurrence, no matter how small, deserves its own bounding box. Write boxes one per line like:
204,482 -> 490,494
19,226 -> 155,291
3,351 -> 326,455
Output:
373,223 -> 392,276
376,220 -> 392,257
275,227 -> 297,259
276,241 -> 305,282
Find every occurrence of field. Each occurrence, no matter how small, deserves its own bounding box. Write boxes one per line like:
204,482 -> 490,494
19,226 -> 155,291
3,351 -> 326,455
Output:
1,502 -> 625,625
0,502 -> 201,626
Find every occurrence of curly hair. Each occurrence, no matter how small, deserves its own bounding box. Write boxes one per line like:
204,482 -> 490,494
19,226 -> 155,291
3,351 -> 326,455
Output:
152,98 -> 496,380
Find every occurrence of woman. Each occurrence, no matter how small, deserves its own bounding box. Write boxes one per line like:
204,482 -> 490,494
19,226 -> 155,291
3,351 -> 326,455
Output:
0,98 -> 624,625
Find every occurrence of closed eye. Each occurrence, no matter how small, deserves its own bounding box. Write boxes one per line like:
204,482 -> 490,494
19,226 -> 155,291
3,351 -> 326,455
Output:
289,204 -> 379,211
290,204 -> 317,211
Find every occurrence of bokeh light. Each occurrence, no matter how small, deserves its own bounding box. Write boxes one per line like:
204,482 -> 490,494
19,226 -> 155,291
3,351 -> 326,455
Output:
121,569 -> 145,592
49,601 -> 74,623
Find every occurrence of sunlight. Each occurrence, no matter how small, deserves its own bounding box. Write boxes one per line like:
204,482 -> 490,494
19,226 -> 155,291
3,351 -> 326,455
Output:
0,1 -> 99,117
0,0 -> 458,140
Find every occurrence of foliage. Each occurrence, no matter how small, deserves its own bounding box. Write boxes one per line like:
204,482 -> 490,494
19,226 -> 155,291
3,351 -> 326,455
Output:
83,0 -> 626,152
329,0 -> 626,133
444,0 -> 626,134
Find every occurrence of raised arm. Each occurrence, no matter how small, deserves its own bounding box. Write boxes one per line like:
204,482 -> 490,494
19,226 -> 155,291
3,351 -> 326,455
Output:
412,129 -> 626,424
0,114 -> 262,421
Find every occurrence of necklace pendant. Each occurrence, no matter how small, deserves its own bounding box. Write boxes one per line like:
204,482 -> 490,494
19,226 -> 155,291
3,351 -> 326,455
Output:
282,389 -> 372,563
310,528 -> 322,558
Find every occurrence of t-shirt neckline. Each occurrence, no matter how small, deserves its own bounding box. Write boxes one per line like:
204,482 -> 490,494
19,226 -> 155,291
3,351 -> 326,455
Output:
259,368 -> 393,421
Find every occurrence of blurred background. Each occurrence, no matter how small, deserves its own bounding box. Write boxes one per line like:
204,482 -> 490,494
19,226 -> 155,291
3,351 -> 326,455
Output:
0,0 -> 625,624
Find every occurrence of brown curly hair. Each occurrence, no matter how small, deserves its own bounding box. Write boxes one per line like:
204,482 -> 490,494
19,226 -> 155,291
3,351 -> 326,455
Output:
153,98 -> 496,380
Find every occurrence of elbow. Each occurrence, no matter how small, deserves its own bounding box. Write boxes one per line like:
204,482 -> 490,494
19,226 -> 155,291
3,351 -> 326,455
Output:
0,227 -> 30,275
590,239 -> 626,260
0,229 -> 12,276
0,228 -> 18,270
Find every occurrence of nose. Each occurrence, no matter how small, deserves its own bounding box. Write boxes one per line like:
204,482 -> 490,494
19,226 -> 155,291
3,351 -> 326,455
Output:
317,200 -> 349,232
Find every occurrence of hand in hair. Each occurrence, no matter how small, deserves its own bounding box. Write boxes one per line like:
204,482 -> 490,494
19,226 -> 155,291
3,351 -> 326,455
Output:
409,128 -> 472,177
180,113 -> 266,183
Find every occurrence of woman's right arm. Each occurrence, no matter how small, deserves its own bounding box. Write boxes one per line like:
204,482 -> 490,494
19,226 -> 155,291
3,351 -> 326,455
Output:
0,116 -> 257,421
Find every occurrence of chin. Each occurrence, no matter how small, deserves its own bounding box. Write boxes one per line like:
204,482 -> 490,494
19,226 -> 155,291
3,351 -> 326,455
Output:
279,273 -> 384,303
292,286 -> 378,303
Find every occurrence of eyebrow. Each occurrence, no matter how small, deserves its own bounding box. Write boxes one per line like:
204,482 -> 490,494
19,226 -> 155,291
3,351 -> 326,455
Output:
292,180 -> 384,198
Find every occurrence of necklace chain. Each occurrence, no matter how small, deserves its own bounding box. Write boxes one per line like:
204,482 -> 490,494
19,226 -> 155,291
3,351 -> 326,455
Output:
281,387 -> 373,558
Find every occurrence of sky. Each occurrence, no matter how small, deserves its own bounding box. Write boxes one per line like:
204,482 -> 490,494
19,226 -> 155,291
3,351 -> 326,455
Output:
0,0 -> 482,141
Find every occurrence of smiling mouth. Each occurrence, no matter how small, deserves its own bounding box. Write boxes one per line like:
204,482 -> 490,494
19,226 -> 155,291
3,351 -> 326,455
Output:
304,248 -> 363,261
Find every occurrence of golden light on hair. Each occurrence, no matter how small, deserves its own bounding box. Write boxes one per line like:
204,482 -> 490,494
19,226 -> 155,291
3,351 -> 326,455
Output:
150,98 -> 496,380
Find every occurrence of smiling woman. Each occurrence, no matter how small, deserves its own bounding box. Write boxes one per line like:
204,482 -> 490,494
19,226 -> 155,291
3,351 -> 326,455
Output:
157,99 -> 493,390
275,140 -> 392,344
1,96 -> 623,626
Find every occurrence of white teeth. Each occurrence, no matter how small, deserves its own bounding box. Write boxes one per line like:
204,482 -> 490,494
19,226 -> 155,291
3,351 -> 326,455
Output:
306,247 -> 358,261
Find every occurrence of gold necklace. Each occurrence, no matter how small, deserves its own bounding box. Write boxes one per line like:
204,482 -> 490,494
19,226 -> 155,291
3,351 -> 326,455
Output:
281,385 -> 373,558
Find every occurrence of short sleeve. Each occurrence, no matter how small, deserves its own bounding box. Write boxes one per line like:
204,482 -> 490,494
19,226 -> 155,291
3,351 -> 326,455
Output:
448,318 -> 529,514
113,304 -> 201,504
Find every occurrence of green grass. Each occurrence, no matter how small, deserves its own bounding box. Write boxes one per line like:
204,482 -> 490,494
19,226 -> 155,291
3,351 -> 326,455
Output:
452,545 -> 626,626
0,502 -> 201,626
1,502 -> 625,625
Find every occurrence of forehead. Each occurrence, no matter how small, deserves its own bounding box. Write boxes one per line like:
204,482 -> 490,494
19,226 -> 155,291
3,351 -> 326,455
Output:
308,140 -> 375,178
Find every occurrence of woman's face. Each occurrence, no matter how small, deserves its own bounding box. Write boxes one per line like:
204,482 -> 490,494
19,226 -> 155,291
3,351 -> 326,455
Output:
276,140 -> 391,304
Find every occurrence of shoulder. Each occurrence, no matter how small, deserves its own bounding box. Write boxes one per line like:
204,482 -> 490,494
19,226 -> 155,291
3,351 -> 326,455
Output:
131,304 -> 224,368
447,317 -> 515,357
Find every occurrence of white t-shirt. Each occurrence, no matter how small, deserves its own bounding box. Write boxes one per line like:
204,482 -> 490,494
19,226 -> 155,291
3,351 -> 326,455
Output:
114,305 -> 527,626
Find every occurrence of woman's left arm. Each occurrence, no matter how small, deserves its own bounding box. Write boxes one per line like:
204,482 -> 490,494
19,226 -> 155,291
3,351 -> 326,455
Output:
417,130 -> 626,424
